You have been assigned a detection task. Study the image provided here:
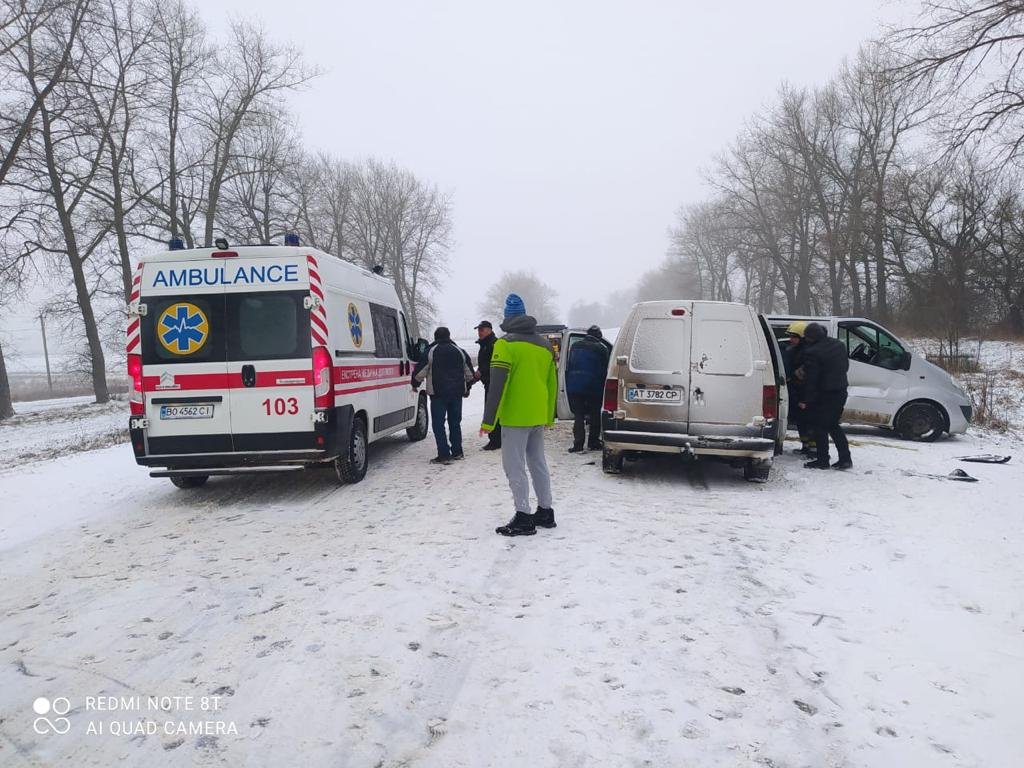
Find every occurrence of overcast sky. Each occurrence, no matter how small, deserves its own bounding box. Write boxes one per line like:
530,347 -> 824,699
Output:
195,0 -> 910,333
5,0 -> 915,357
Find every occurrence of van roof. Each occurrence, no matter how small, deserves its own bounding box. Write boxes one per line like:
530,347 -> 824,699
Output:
139,245 -> 387,283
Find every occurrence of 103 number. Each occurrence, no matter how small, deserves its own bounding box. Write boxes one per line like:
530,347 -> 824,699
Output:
262,397 -> 299,416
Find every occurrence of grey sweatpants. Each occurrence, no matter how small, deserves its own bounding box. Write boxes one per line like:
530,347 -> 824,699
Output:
501,426 -> 553,513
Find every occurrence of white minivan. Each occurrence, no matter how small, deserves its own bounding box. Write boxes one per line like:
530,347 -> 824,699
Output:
602,300 -> 787,481
127,241 -> 430,487
766,316 -> 972,441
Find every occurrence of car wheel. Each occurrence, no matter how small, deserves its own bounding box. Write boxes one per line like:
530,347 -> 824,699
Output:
406,394 -> 429,442
743,459 -> 771,483
170,475 -> 208,489
895,402 -> 945,442
335,415 -> 368,483
602,448 -> 624,474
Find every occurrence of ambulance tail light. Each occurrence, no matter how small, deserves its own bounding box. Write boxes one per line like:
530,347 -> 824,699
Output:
603,378 -> 619,412
128,353 -> 145,415
762,385 -> 778,420
313,346 -> 333,408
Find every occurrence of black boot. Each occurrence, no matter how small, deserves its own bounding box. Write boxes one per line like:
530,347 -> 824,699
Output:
567,445 -> 585,453
587,439 -> 603,450
482,442 -> 501,451
832,458 -> 853,470
495,512 -> 536,537
534,506 -> 556,529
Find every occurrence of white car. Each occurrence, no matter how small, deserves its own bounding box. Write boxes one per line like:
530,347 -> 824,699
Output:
766,315 -> 972,441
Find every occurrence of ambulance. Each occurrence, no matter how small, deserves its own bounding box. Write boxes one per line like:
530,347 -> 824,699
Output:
126,239 -> 429,487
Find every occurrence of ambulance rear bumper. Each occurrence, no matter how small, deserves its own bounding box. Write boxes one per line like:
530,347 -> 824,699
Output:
130,405 -> 352,468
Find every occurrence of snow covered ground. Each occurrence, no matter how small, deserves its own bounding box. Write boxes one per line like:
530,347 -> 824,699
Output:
0,389 -> 1022,767
0,395 -> 127,469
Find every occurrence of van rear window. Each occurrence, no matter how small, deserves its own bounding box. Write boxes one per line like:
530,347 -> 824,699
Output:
630,318 -> 687,373
228,292 -> 310,361
141,295 -> 225,365
695,319 -> 753,375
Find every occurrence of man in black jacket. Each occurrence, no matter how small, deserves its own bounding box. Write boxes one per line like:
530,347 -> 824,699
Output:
475,320 -> 501,450
412,327 -> 474,464
565,326 -> 609,452
798,322 -> 852,470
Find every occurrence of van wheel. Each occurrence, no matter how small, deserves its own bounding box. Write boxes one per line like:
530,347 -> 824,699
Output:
743,460 -> 771,483
602,448 -> 624,474
406,394 -> 429,442
895,402 -> 945,442
335,415 -> 368,484
170,475 -> 208,489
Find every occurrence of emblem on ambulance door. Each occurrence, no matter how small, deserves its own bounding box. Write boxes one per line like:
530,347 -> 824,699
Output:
158,302 -> 209,355
348,303 -> 363,348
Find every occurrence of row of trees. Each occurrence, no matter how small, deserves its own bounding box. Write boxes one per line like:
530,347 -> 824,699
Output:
654,4 -> 1024,343
0,0 -> 452,417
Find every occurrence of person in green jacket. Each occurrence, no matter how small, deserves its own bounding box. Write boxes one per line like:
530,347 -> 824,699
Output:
480,293 -> 557,537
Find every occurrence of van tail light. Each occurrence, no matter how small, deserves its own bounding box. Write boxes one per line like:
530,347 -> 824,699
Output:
128,353 -> 144,415
603,379 -> 619,412
313,346 -> 333,408
762,385 -> 778,420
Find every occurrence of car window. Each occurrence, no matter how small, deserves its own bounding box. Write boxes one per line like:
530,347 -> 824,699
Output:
370,303 -> 402,359
838,322 -> 906,370
629,318 -> 686,373
228,292 -> 310,361
142,294 -> 226,365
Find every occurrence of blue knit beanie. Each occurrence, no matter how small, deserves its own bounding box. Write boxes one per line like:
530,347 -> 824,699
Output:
504,293 -> 526,318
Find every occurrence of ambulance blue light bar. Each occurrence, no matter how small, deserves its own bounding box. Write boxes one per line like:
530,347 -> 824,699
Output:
284,233 -> 300,246
168,238 -> 185,251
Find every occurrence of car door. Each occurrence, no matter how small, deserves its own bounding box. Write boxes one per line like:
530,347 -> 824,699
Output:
836,321 -> 910,427
622,303 -> 691,429
688,303 -> 762,431
141,286 -> 232,456
368,303 -> 413,435
225,288 -> 314,452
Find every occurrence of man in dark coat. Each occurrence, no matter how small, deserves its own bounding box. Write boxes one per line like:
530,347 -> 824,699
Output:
565,325 -> 610,452
781,321 -> 814,455
412,327 -> 474,464
798,322 -> 852,470
475,320 -> 501,450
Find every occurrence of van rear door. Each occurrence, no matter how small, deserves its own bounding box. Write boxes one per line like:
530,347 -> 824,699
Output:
622,303 -> 691,429
225,275 -> 314,453
688,303 -> 761,432
140,277 -> 232,456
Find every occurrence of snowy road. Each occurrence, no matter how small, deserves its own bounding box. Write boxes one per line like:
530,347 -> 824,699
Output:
0,389 -> 1021,767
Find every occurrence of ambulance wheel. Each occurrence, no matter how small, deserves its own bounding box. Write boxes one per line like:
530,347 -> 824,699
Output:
335,415 -> 368,484
170,475 -> 208,489
406,393 -> 429,441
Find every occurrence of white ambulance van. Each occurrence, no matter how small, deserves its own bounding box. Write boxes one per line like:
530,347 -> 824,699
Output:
127,241 -> 430,487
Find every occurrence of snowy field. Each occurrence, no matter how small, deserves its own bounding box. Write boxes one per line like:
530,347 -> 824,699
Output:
0,387 -> 1022,768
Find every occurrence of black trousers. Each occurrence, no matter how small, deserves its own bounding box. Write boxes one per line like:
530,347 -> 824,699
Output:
568,392 -> 602,448
483,384 -> 501,445
812,390 -> 850,464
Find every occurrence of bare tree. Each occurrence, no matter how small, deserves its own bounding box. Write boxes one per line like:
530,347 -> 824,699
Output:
481,270 -> 560,325
891,1 -> 1024,159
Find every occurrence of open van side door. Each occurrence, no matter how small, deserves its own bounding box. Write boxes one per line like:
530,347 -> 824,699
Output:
556,330 -> 613,420
758,315 -> 789,454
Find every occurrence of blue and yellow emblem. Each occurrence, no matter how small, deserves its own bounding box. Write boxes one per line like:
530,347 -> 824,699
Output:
158,302 -> 209,355
348,303 -> 363,348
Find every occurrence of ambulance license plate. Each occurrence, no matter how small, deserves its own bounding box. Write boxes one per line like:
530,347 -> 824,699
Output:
160,404 -> 214,420
626,387 -> 681,404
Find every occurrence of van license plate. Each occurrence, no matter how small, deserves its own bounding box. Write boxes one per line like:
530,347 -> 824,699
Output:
626,388 -> 680,404
160,404 -> 214,420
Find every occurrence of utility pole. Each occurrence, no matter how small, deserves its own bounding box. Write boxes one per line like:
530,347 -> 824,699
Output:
39,313 -> 53,393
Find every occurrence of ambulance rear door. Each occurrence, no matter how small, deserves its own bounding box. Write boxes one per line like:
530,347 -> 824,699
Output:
140,264 -> 232,457
224,256 -> 315,454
